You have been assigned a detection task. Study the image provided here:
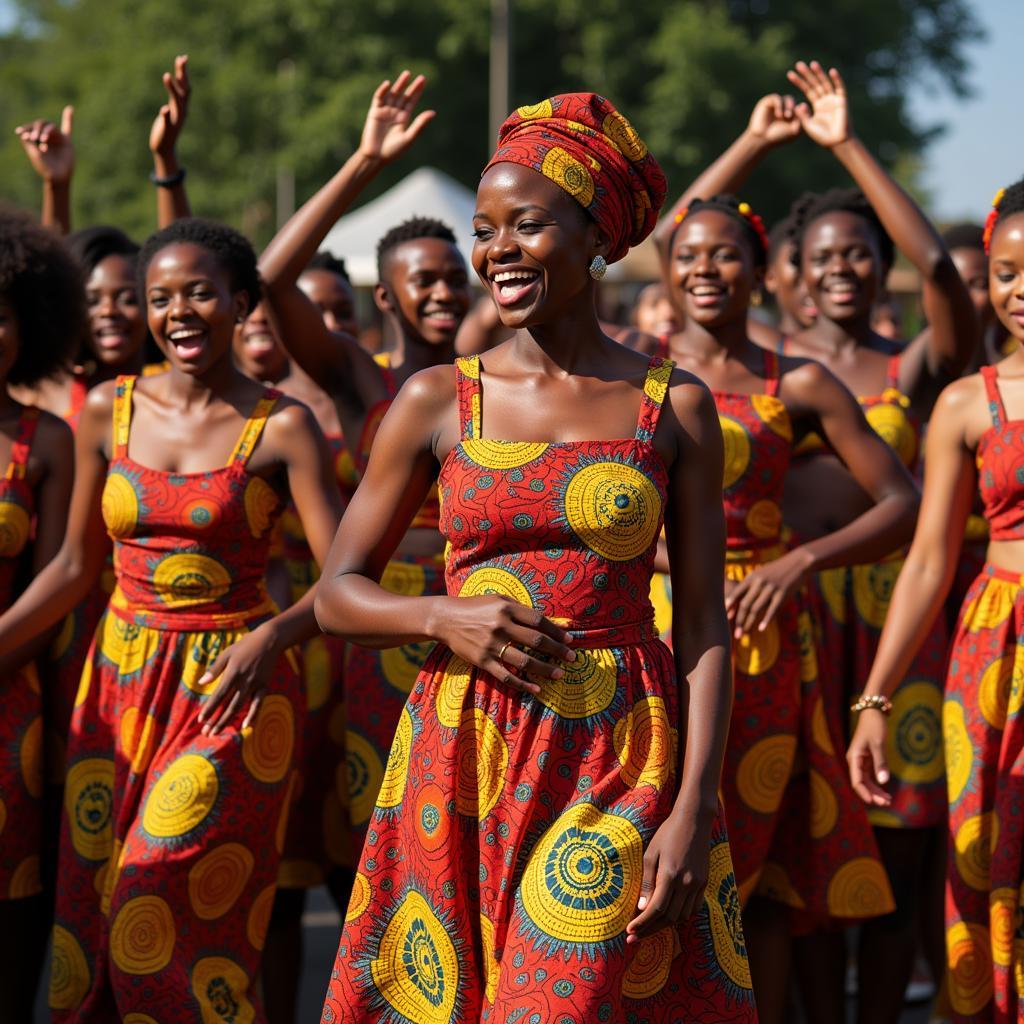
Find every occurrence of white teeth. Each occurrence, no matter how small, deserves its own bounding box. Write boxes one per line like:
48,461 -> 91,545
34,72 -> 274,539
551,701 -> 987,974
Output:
169,328 -> 203,341
692,287 -> 722,296
493,271 -> 537,283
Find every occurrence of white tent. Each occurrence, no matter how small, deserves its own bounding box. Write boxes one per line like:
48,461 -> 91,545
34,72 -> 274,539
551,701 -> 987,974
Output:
319,166 -> 478,286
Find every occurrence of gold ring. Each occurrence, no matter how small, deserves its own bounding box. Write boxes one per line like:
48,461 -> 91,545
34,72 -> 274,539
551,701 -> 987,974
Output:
498,640 -> 514,664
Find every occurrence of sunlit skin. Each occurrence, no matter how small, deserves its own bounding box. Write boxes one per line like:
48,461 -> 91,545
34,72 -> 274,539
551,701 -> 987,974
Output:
952,246 -> 993,328
871,297 -> 903,341
233,301 -> 289,384
298,267 -> 359,337
764,239 -> 816,334
634,281 -> 681,337
85,253 -> 147,368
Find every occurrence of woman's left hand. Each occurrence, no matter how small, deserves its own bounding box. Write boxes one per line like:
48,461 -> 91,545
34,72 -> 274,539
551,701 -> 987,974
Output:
725,546 -> 814,637
196,624 -> 284,735
626,809 -> 712,942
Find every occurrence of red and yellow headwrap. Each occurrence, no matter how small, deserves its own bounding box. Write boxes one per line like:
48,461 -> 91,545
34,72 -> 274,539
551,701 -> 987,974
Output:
484,94 -> 667,264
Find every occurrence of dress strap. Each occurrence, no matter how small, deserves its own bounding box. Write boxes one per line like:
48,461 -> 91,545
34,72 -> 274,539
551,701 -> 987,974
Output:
776,336 -> 789,357
227,389 -> 282,468
112,376 -> 136,461
636,357 -> 675,443
67,371 -> 89,422
455,356 -> 482,440
981,366 -> 1008,430
655,333 -> 670,360
4,407 -> 40,481
763,349 -> 781,398
374,351 -> 398,399
885,354 -> 901,390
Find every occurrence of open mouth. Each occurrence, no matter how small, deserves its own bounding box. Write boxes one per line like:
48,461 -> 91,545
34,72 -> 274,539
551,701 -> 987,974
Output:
491,269 -> 541,308
689,284 -> 726,308
94,324 -> 132,351
242,331 -> 277,355
421,308 -> 461,331
822,280 -> 859,305
168,327 -> 206,360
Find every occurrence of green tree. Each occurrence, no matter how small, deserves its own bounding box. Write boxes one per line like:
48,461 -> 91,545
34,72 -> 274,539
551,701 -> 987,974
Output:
0,0 -> 981,244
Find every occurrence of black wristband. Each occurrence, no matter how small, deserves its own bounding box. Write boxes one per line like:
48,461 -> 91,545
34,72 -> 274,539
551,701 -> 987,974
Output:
150,168 -> 186,188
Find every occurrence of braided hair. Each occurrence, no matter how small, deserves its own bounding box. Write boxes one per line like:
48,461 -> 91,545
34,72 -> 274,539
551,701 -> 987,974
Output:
984,178 -> 1024,253
674,194 -> 769,268
787,188 -> 895,273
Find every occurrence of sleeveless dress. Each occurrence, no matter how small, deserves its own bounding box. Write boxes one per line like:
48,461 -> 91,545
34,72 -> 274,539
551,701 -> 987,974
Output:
343,353 -> 447,852
801,355 -> 947,828
943,366 -> 1024,1023
322,355 -> 757,1023
278,434 -> 360,886
0,409 -> 45,900
50,377 -> 302,1023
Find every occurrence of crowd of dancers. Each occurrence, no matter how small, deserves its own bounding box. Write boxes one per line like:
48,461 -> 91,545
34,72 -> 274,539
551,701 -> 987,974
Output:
1,53 -> 1022,1024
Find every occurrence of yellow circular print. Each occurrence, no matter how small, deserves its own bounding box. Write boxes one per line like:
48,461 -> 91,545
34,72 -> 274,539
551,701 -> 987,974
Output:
189,843 -> 254,920
537,647 -> 618,721
100,613 -> 149,676
519,802 -> 642,946
436,656 -> 473,729
865,402 -> 916,467
462,439 -> 549,470
613,696 -> 675,791
809,770 -> 839,839
480,913 -> 499,1004
944,700 -> 973,805
562,461 -> 661,562
381,641 -> 433,696
124,1015 -> 159,1024
381,559 -> 426,597
602,110 -> 648,160
954,812 -> 996,892
142,753 -> 219,839
963,578 -> 1015,631
756,861 -> 806,909
65,757 -> 114,861
459,566 -> 533,606
704,841 -> 752,989
152,552 -> 231,607
736,734 -> 796,815
101,471 -> 140,538
192,956 -> 254,1024
456,707 -> 508,819
517,100 -> 553,120
826,857 -> 893,918
98,839 -> 125,917
818,567 -> 847,625
244,476 -> 279,539
811,697 -> 835,755
720,416 -> 751,489
946,921 -> 993,1017
540,147 -> 595,207
303,635 -> 330,712
745,500 -> 781,540
990,887 -> 1016,968
750,394 -> 793,441
852,561 -> 898,629
49,925 -> 90,1010
370,890 -> 459,1022
622,927 -> 678,1000
979,649 -> 1018,729
734,619 -> 780,677
247,884 -> 275,951
346,872 -> 372,923
0,499 -> 30,556
110,895 -> 176,975
344,730 -> 384,826
120,707 -> 157,776
650,572 -> 673,639
9,854 -> 40,899
241,694 -> 294,785
377,706 -> 414,810
19,716 -> 42,799
888,681 -> 944,784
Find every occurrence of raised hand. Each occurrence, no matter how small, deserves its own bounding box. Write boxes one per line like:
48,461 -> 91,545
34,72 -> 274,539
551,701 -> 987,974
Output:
787,60 -> 851,149
149,54 -> 191,158
15,106 -> 75,184
358,70 -> 436,164
746,93 -> 801,147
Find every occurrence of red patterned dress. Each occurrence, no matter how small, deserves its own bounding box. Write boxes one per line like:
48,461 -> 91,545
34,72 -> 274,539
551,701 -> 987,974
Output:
343,354 -> 446,851
943,365 -> 1024,1022
803,355 -> 947,828
50,377 -> 302,1022
0,409 -> 45,900
322,355 -> 757,1023
278,435 -> 360,886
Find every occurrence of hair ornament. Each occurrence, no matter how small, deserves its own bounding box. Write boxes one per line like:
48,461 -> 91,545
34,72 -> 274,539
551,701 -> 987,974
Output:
983,187 -> 1007,254
737,201 -> 771,255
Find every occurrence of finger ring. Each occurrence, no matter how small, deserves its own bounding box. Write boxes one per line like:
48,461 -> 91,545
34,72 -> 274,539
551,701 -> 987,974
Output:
498,640 -> 514,664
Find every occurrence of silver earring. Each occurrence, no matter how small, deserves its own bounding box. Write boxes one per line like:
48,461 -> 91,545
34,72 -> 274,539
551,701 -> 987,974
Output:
589,255 -> 607,280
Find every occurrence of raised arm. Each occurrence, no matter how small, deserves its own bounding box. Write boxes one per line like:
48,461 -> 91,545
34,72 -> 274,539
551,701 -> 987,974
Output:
789,61 -> 976,384
15,106 -> 75,234
149,54 -> 192,228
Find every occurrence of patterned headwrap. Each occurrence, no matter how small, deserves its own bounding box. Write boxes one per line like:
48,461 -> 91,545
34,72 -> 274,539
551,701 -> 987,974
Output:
483,94 -> 667,265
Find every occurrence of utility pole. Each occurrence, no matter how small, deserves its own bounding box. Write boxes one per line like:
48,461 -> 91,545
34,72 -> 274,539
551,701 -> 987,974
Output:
489,0 -> 513,146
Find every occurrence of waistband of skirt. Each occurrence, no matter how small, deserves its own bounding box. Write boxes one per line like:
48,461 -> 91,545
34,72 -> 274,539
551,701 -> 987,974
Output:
108,586 -> 277,633
981,562 -> 1024,586
549,617 -> 659,648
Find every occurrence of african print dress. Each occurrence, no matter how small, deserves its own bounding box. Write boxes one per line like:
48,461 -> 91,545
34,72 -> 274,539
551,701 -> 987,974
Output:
50,377 -> 302,1023
805,356 -> 947,828
943,366 -> 1024,1023
322,355 -> 757,1024
0,409 -> 45,901
344,354 -> 447,853
278,435 -> 360,886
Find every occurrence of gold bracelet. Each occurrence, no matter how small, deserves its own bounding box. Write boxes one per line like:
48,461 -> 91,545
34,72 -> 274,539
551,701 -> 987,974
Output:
850,694 -> 893,716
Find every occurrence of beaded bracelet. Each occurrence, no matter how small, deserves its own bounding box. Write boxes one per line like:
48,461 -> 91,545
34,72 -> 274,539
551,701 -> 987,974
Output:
850,694 -> 892,716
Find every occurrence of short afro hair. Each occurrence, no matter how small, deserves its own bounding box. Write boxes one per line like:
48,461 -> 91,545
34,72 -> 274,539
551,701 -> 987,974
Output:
787,188 -> 895,274
138,218 -> 261,314
942,222 -> 985,253
676,194 -> 768,267
376,216 -> 459,280
0,204 -> 87,387
306,250 -> 351,283
67,225 -> 140,277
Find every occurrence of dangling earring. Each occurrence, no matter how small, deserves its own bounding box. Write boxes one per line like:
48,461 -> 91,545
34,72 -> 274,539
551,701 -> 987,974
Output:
589,255 -> 607,280
750,290 -> 763,308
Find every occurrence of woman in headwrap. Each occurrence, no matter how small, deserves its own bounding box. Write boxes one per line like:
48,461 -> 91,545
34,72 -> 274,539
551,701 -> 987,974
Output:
317,92 -> 757,1023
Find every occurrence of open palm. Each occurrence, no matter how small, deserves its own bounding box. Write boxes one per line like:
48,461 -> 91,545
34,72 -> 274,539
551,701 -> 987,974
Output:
359,70 -> 435,163
787,61 -> 850,148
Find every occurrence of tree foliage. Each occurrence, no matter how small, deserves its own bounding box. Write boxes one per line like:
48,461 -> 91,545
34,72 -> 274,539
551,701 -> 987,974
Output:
0,0 -> 982,246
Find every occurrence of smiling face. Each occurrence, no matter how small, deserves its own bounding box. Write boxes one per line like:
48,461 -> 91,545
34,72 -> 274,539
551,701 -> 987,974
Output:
951,246 -> 993,329
634,282 -> 681,336
472,163 -> 604,329
85,253 -> 147,367
668,210 -> 761,330
233,302 -> 288,383
800,211 -> 882,323
989,213 -> 1024,345
376,238 -> 470,347
765,239 -> 816,328
146,242 -> 249,376
298,268 -> 359,337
